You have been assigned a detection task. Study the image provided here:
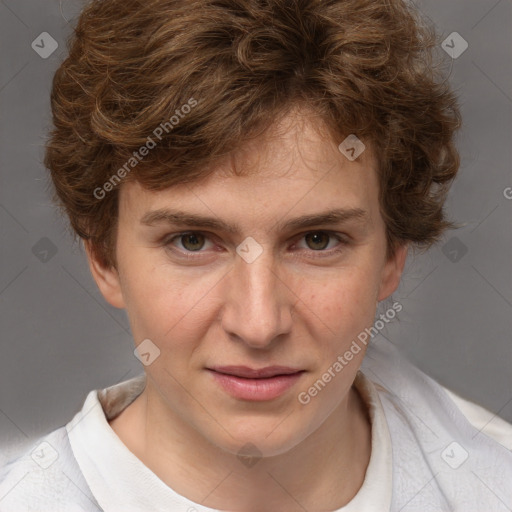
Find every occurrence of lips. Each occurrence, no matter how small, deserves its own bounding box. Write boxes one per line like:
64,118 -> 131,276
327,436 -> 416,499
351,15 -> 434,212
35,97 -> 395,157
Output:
209,365 -> 303,379
207,366 -> 305,401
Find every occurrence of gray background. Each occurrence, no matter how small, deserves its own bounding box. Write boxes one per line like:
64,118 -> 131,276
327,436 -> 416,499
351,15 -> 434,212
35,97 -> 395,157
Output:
0,0 -> 511,461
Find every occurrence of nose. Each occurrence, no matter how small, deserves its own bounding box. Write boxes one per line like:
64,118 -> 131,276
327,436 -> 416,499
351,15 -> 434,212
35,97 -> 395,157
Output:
220,248 -> 294,349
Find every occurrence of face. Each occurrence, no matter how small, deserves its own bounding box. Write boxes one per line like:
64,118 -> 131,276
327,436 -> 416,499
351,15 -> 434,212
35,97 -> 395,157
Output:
88,110 -> 407,458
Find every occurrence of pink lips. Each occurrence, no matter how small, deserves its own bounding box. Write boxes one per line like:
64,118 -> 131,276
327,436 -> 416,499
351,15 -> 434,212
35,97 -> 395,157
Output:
208,365 -> 305,401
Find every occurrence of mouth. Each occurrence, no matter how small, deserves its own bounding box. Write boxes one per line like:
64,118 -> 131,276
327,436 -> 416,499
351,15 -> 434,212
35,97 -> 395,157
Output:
209,365 -> 304,379
206,366 -> 306,401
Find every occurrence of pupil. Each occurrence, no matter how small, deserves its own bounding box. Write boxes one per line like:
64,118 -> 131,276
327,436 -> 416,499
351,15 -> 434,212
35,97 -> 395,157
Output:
307,232 -> 328,250
183,233 -> 204,251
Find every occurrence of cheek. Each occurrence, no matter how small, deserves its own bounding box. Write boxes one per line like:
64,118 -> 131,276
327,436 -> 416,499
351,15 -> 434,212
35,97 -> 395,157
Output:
120,264 -> 234,377
119,257 -> 224,350
303,267 -> 380,346
294,269 -> 379,410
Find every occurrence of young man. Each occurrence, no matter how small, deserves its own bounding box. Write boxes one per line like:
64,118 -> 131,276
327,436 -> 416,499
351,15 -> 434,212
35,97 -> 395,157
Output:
1,0 -> 511,510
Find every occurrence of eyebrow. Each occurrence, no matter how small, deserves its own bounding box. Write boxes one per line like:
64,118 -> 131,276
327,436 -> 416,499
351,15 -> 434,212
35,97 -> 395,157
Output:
140,207 -> 369,234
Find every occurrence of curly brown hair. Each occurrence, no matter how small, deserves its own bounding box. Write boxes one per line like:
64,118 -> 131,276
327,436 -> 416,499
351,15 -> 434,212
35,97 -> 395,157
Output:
45,0 -> 462,268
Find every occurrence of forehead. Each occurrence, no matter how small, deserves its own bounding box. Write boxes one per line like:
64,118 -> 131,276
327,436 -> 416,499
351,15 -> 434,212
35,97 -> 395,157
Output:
119,112 -> 380,225
211,107 -> 377,180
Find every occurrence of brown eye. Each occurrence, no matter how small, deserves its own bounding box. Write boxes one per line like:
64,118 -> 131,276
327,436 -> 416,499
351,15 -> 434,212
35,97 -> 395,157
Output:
180,233 -> 206,251
304,232 -> 330,250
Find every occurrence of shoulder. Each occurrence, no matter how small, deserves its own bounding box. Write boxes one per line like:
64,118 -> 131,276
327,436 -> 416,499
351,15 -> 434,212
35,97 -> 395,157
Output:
0,427 -> 100,512
442,386 -> 512,450
363,338 -> 512,447
363,338 -> 512,455
362,337 -> 512,510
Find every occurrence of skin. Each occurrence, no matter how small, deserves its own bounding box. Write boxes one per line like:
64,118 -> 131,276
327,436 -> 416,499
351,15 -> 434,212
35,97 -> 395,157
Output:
86,107 -> 408,511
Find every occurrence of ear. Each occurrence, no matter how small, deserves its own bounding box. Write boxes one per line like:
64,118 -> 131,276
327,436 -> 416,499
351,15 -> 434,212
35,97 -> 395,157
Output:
377,243 -> 408,302
84,241 -> 126,309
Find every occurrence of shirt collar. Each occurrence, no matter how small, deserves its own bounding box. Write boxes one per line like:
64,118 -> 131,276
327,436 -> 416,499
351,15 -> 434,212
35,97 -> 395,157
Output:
66,370 -> 392,512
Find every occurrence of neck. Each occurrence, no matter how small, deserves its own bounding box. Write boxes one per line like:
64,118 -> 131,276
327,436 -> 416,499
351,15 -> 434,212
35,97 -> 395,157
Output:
109,379 -> 371,511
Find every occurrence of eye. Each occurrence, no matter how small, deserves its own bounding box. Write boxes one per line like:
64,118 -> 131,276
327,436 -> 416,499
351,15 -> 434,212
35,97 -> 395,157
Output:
294,231 -> 348,257
303,232 -> 331,251
166,232 -> 215,253
162,230 -> 349,261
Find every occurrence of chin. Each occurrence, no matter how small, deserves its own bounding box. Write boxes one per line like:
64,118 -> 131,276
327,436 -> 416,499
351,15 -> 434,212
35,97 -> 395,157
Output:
210,421 -> 308,460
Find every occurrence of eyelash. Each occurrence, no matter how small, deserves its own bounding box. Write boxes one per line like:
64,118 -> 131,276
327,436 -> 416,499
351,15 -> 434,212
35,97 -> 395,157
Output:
162,231 -> 350,260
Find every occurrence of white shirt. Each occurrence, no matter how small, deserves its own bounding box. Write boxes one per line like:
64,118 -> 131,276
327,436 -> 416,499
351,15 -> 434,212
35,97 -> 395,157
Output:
1,337 -> 511,511
64,369 -> 391,512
